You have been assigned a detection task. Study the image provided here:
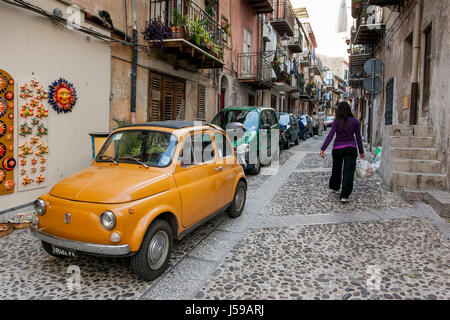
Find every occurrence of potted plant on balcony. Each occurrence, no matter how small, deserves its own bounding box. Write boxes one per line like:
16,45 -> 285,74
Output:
142,17 -> 172,47
352,0 -> 361,19
172,9 -> 183,37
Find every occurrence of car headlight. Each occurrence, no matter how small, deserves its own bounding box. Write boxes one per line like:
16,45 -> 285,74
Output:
100,211 -> 116,231
34,199 -> 46,216
236,143 -> 250,154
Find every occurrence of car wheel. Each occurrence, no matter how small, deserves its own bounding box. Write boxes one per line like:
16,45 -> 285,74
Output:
286,136 -> 291,149
131,219 -> 173,281
41,241 -> 67,258
227,181 -> 247,219
303,133 -> 307,141
247,154 -> 260,175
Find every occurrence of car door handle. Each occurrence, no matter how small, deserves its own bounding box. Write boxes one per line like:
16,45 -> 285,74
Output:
215,166 -> 223,171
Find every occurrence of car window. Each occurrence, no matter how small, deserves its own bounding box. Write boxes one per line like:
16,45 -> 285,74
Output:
279,114 -> 290,125
269,111 -> 278,126
180,132 -> 215,166
97,130 -> 177,168
261,111 -> 270,126
212,110 -> 259,131
214,132 -> 233,159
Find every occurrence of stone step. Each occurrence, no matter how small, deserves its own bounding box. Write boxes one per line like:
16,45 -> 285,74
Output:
392,171 -> 447,192
391,147 -> 437,160
389,136 -> 433,148
424,190 -> 450,219
401,189 -> 450,219
393,159 -> 442,174
389,125 -> 430,137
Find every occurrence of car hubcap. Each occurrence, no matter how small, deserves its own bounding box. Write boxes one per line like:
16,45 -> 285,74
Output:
148,231 -> 169,270
235,187 -> 245,212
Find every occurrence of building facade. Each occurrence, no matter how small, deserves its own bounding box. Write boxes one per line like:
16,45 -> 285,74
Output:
349,0 -> 450,192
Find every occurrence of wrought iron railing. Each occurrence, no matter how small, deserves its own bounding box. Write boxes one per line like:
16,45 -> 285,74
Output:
287,28 -> 303,48
149,0 -> 223,58
270,0 -> 295,33
237,52 -> 273,83
356,0 -> 384,30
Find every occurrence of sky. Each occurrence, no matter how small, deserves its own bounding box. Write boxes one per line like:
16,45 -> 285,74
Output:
291,0 -> 352,59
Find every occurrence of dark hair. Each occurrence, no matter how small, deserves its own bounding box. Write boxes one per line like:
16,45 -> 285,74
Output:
335,101 -> 354,132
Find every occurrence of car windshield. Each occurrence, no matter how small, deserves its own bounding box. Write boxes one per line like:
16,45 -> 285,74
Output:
212,110 -> 259,131
96,130 -> 178,168
279,114 -> 290,125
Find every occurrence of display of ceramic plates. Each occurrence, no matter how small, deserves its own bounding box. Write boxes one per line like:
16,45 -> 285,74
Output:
0,98 -> 7,117
0,74 -> 7,94
0,120 -> 6,137
2,157 -> 16,170
0,168 -> 6,184
0,142 -> 5,158
7,213 -> 33,229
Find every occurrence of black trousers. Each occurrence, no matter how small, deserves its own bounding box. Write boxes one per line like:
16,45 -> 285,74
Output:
329,147 -> 358,199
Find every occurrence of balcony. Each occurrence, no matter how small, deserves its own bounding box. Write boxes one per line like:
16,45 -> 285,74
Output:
146,0 -> 224,69
287,28 -> 303,53
299,52 -> 311,67
349,52 -> 371,88
237,52 -> 273,90
247,0 -> 274,14
270,0 -> 295,37
368,0 -> 403,5
353,0 -> 386,45
310,57 -> 323,76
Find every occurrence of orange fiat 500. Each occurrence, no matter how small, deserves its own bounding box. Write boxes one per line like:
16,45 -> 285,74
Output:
30,121 -> 247,280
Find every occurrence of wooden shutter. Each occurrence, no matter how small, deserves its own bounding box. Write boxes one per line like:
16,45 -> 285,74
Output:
162,77 -> 174,121
385,78 -> 394,125
148,72 -> 162,121
174,80 -> 185,120
423,27 -> 432,114
197,85 -> 206,120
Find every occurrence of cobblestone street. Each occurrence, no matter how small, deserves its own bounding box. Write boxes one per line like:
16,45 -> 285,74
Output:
0,132 -> 449,300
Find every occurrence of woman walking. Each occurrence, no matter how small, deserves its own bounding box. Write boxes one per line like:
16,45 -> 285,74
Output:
320,101 -> 365,203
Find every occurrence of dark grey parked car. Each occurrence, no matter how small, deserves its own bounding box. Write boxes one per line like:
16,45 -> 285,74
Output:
298,114 -> 314,138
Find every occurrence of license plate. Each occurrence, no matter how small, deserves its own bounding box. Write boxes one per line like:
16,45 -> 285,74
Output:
52,245 -> 77,258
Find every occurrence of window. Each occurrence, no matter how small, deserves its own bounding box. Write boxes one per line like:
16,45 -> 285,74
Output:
423,25 -> 432,115
242,27 -> 252,74
180,132 -> 215,166
148,72 -> 185,121
214,132 -> 233,159
197,85 -> 206,120
385,78 -> 394,125
261,111 -> 270,127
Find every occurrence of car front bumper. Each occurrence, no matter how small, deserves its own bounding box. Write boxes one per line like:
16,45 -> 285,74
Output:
30,226 -> 131,257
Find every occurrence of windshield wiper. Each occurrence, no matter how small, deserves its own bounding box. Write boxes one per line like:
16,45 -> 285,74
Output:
117,157 -> 149,168
98,156 -> 118,165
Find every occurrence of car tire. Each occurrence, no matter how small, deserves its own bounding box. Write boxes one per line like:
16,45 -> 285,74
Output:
247,154 -> 260,175
41,241 -> 67,258
286,137 -> 291,149
131,219 -> 173,281
303,133 -> 307,141
227,181 -> 247,219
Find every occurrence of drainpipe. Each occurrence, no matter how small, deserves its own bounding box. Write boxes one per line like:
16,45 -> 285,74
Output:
409,0 -> 423,125
130,0 -> 138,124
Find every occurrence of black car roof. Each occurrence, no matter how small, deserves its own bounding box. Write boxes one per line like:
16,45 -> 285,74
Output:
122,120 -> 206,130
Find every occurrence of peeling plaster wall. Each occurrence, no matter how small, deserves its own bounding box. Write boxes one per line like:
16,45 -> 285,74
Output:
372,1 -> 450,189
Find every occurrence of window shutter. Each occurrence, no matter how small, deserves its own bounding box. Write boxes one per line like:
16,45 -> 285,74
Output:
197,86 -> 206,120
174,80 -> 185,120
148,73 -> 162,121
162,77 -> 174,121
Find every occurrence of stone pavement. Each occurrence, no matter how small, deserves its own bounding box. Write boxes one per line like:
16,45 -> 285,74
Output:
0,133 -> 448,300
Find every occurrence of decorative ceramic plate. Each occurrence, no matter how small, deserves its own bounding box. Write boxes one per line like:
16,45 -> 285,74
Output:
0,223 -> 13,238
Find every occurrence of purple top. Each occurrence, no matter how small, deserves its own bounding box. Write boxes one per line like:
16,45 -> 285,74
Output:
321,117 -> 364,154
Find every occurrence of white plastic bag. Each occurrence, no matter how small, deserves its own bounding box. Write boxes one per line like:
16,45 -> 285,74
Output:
356,159 -> 374,178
